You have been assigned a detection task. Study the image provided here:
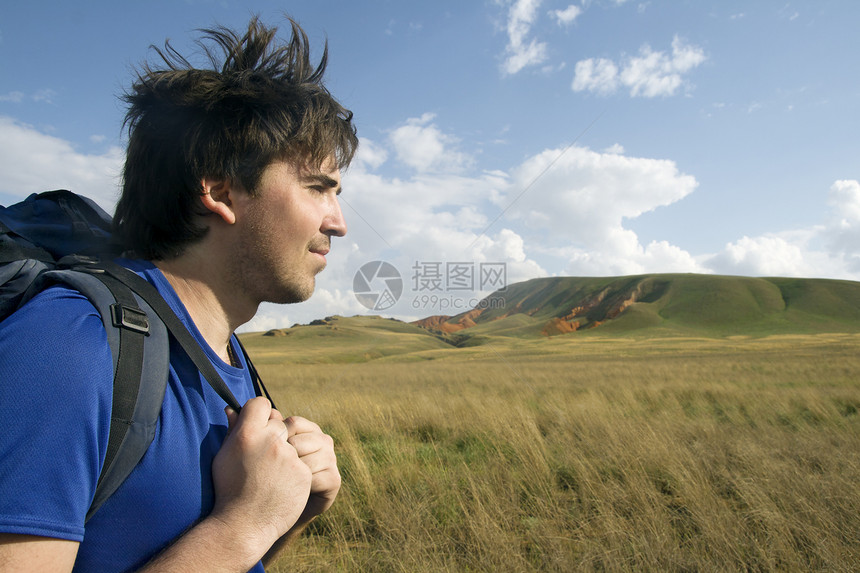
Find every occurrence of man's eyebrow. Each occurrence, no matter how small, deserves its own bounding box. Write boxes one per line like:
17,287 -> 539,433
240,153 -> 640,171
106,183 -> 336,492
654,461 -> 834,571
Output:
301,173 -> 343,195
300,173 -> 341,191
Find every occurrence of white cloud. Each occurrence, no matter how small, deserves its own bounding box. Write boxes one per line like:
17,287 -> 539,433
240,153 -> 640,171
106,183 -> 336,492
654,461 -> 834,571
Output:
702,180 -> 860,280
822,179 -> 860,271
504,144 -> 697,239
499,144 -> 702,276
351,137 -> 388,171
0,90 -> 57,104
32,89 -> 58,104
501,0 -> 549,75
504,39 -> 549,75
238,309 -> 291,333
828,179 -> 860,221
469,228 -> 548,285
561,237 -> 706,277
572,58 -> 619,95
342,159 -> 508,255
0,116 -> 122,211
388,114 -> 472,173
639,240 -> 704,272
747,101 -> 763,113
779,6 -> 800,22
308,287 -> 367,318
622,36 -> 706,97
706,235 -> 808,277
507,0 -> 542,50
550,5 -> 583,26
573,35 -> 706,97
0,91 -> 25,103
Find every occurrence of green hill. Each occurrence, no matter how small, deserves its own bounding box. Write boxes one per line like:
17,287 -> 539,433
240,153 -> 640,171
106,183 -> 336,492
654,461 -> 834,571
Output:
413,274 -> 860,341
241,275 -> 860,362
240,314 -> 452,364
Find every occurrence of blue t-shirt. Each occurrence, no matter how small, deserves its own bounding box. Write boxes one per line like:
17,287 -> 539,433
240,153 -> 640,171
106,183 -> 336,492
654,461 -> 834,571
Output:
0,260 -> 265,572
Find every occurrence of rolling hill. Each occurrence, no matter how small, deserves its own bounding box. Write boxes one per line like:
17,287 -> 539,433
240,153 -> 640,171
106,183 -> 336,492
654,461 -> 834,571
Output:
240,274 -> 860,363
242,314 -> 453,364
411,274 -> 860,341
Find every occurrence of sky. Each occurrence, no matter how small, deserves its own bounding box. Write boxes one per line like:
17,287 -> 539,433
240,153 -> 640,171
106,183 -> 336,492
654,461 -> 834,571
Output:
2,0 -> 859,331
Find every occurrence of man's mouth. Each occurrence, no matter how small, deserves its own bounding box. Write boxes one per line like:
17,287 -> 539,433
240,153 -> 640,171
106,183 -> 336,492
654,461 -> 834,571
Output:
309,239 -> 331,259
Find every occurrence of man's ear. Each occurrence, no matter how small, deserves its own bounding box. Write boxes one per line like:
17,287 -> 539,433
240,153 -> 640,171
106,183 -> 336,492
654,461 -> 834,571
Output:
199,177 -> 237,225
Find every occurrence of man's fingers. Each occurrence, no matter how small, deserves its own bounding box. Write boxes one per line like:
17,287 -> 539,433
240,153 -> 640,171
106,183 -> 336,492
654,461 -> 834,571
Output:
269,407 -> 285,422
287,431 -> 332,458
283,415 -> 321,436
235,396 -> 274,425
229,398 -> 290,445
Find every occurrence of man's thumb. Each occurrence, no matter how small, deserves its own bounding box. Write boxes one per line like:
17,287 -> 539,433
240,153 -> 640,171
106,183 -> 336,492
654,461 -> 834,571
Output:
224,406 -> 239,431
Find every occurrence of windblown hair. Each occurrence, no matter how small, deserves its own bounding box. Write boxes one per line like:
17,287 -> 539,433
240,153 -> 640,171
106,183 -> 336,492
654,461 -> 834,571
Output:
114,17 -> 358,259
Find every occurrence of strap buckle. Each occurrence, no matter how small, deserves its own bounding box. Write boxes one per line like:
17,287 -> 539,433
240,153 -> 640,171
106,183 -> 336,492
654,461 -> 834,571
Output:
110,304 -> 150,335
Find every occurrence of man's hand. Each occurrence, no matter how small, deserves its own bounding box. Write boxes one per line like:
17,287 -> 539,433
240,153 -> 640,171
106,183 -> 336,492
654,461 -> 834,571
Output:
210,397 -> 313,553
284,415 -> 341,524
260,414 -> 341,567
98,397 -> 332,572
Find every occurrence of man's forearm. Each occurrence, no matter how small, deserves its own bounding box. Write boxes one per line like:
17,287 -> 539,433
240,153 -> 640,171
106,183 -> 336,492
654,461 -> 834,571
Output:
138,516 -> 269,573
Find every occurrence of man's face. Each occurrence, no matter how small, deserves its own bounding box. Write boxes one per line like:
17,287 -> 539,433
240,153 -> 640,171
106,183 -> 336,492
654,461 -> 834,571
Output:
234,158 -> 346,305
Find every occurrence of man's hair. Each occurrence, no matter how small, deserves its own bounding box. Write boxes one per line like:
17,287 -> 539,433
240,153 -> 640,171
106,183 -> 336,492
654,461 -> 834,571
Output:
115,17 -> 358,260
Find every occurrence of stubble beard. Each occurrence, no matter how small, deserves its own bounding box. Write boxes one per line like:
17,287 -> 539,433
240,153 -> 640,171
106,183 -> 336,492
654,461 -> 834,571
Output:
261,239 -> 331,305
283,258 -> 324,303
234,234 -> 323,306
263,253 -> 322,305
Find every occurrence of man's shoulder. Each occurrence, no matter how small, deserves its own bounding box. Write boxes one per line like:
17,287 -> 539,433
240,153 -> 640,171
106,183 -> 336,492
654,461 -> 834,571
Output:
0,281 -> 107,363
7,282 -> 100,324
0,283 -> 115,547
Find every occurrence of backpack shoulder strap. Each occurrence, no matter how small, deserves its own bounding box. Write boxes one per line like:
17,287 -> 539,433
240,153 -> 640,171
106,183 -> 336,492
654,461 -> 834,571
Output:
38,266 -> 169,522
234,335 -> 276,410
97,260 -> 244,412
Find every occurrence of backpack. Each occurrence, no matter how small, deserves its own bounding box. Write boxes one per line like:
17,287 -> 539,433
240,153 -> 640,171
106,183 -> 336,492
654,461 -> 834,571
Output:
0,190 -> 274,522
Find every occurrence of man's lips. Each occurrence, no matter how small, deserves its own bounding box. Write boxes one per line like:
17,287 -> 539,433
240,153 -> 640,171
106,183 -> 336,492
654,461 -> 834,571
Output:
309,236 -> 330,254
309,240 -> 330,261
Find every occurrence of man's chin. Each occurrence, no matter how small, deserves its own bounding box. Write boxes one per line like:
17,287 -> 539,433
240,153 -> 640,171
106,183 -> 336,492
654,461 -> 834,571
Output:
271,278 -> 316,305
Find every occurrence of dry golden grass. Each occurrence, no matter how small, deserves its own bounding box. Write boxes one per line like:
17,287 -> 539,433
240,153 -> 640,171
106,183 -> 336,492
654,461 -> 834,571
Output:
253,334 -> 860,572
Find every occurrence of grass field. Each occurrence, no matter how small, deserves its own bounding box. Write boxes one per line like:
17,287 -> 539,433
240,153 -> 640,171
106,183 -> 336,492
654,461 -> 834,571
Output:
244,332 -> 860,572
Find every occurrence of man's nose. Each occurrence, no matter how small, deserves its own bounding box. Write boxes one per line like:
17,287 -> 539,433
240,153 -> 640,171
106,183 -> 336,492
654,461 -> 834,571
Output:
322,196 -> 347,237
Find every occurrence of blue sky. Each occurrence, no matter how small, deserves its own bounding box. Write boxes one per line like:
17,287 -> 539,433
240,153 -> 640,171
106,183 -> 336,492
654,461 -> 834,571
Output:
2,1 -> 859,330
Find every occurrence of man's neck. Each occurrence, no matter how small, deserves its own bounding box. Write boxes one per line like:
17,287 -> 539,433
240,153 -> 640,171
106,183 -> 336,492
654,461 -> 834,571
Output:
154,253 -> 257,364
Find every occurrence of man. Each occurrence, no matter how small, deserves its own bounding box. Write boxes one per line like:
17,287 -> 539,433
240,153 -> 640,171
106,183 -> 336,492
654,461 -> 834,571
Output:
0,17 -> 357,572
